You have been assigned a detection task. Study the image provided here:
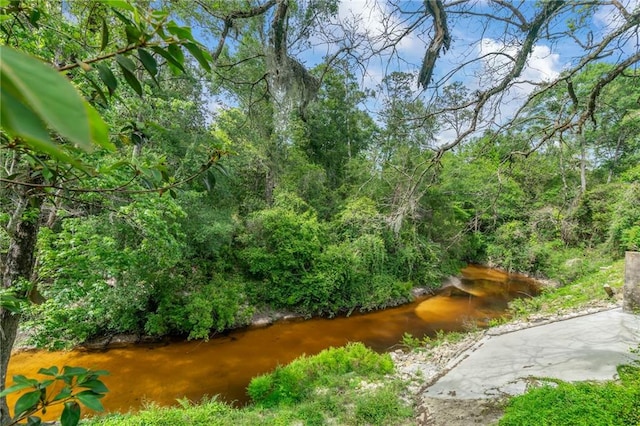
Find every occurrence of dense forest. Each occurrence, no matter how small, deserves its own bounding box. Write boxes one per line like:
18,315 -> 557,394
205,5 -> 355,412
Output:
1,0 -> 639,422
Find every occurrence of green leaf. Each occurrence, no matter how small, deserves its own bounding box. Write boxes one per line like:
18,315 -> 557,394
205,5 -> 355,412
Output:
79,379 -> 108,393
14,390 -> 41,416
96,64 -> 118,96
167,44 -> 184,68
102,0 -> 135,12
26,417 -> 42,426
0,84 -> 51,143
61,366 -> 88,377
29,8 -> 40,27
38,380 -> 54,389
167,21 -> 194,41
184,43 -> 211,72
12,375 -> 38,386
117,62 -> 143,96
52,387 -> 72,402
150,46 -> 185,73
137,48 -> 158,82
203,169 -> 216,191
125,24 -> 142,44
0,46 -> 94,152
37,366 -> 59,377
61,401 -> 81,426
0,382 -> 33,397
85,102 -> 114,150
110,8 -> 133,26
84,74 -> 109,106
76,391 -> 105,412
100,18 -> 109,51
115,54 -> 136,73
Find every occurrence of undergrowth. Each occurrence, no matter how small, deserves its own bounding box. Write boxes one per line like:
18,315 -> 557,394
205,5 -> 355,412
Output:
507,258 -> 624,319
498,364 -> 640,426
83,342 -> 413,426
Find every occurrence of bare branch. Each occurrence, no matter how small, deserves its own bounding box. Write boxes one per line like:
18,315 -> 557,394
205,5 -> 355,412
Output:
418,0 -> 451,88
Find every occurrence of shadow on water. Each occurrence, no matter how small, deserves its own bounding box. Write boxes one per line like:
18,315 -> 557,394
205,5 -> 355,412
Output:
7,265 -> 539,419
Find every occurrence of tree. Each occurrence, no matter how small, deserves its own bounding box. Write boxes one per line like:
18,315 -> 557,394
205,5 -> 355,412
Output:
0,1 -> 231,422
348,0 -> 639,157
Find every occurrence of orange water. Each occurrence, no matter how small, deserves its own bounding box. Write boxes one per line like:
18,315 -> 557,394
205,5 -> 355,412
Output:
6,265 -> 538,420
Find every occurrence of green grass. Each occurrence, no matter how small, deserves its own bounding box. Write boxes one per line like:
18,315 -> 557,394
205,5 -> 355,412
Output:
507,258 -> 624,319
82,343 -> 413,426
498,364 -> 640,426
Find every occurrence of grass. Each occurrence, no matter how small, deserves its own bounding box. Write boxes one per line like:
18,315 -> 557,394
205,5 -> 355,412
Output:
507,258 -> 625,319
498,363 -> 640,426
82,343 -> 413,426
401,329 -> 469,352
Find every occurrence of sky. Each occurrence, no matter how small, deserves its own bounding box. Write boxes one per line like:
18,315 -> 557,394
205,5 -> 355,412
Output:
199,0 -> 639,142
299,0 -> 639,138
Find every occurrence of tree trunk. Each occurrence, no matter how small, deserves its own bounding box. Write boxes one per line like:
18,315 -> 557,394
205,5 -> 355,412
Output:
1,186 -> 43,425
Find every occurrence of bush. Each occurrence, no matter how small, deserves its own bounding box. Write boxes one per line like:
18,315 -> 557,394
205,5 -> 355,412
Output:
607,182 -> 640,253
247,342 -> 394,408
237,194 -> 323,308
499,367 -> 640,426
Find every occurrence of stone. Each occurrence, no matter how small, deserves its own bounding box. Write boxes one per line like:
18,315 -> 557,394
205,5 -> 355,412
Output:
603,284 -> 614,298
623,251 -> 640,313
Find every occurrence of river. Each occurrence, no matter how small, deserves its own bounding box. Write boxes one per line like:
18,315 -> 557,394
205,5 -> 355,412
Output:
6,265 -> 539,420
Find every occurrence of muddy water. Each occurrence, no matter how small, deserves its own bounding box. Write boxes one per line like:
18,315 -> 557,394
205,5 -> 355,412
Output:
7,265 -> 538,420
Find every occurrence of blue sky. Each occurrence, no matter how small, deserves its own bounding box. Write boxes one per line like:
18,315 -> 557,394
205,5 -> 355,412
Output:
197,0 -> 639,141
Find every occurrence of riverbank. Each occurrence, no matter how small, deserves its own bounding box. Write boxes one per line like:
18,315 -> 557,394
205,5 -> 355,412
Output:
393,302 -> 622,425
395,260 -> 627,425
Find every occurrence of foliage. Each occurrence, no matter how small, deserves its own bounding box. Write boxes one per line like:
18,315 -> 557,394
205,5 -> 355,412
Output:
507,258 -> 623,319
84,344 -> 411,426
0,46 -> 112,161
607,183 -> 640,253
0,366 -> 108,426
247,342 -> 394,407
499,366 -> 640,426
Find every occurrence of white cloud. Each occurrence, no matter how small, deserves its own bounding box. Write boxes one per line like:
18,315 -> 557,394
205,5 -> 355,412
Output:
594,0 -> 640,31
336,0 -> 422,57
478,38 -> 561,94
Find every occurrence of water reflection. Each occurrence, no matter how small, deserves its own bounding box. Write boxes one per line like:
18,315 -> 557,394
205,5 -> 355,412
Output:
7,265 -> 538,419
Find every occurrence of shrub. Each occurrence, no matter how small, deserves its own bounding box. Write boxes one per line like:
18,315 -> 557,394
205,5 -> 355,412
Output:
247,342 -> 394,408
499,369 -> 640,426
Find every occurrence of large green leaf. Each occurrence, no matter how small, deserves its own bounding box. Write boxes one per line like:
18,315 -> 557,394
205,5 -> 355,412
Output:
184,43 -> 211,72
14,390 -> 41,416
96,64 -> 118,95
61,401 -> 81,426
100,18 -> 109,51
0,382 -> 33,397
79,379 -> 108,393
37,366 -> 59,377
150,46 -> 185,73
75,391 -> 105,411
102,0 -> 135,12
118,63 -> 143,96
167,21 -> 194,41
137,48 -> 158,83
0,46 -> 94,152
0,85 -> 83,167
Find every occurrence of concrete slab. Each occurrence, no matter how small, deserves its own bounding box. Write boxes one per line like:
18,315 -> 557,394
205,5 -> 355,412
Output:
424,308 -> 640,399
